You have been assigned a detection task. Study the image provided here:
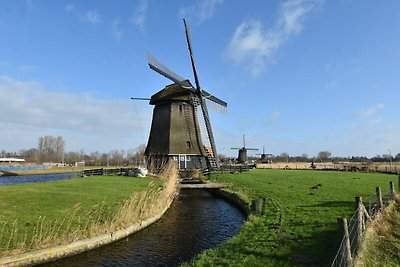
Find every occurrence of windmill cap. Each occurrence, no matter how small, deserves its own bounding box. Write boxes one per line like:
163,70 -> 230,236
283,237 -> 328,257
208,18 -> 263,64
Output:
150,81 -> 195,105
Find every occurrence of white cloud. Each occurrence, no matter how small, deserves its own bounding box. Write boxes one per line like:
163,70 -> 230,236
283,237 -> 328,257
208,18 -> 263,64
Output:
267,111 -> 282,122
19,65 -> 35,72
65,4 -> 101,25
358,103 -> 385,117
83,10 -> 101,24
226,21 -> 272,76
198,0 -> 223,22
179,0 -> 223,24
112,19 -> 124,40
132,0 -> 149,31
226,0 -> 321,76
65,3 -> 76,13
0,76 -> 151,152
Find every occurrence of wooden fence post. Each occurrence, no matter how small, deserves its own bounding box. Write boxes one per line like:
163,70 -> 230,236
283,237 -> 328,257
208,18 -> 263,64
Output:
252,199 -> 261,216
337,217 -> 353,267
355,196 -> 363,254
398,174 -> 400,192
389,181 -> 395,200
262,197 -> 266,215
376,187 -> 383,209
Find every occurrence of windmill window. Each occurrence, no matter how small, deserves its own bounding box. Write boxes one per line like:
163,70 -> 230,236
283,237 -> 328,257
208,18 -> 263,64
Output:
186,141 -> 191,148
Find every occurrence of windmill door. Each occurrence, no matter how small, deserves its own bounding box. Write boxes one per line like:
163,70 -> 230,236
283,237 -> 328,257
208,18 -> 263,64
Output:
179,155 -> 186,169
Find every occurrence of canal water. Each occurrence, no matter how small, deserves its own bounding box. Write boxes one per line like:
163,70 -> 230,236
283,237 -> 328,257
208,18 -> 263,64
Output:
0,173 -> 76,186
39,189 -> 246,267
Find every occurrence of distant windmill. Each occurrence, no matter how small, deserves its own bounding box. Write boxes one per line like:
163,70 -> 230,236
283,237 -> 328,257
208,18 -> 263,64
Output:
231,135 -> 258,164
256,146 -> 273,163
134,19 -> 227,171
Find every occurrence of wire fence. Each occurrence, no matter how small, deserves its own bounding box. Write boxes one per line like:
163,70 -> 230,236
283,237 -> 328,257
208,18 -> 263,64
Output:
330,177 -> 398,267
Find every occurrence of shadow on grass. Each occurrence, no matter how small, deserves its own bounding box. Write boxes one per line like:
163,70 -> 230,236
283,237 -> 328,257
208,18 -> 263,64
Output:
288,228 -> 340,266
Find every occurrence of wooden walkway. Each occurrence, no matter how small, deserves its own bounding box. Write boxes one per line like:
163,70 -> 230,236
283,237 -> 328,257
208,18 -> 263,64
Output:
178,183 -> 229,189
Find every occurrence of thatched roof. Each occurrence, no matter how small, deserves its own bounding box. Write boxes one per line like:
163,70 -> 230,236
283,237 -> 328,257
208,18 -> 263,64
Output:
150,81 -> 194,105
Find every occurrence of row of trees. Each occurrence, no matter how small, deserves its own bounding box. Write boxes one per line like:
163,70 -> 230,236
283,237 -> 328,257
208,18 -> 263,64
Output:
0,136 -> 146,166
220,150 -> 400,163
62,145 -> 146,166
2,136 -> 399,165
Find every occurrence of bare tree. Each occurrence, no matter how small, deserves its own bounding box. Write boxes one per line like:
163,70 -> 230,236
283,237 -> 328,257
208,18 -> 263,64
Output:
89,151 -> 101,166
134,144 -> 146,166
20,148 -> 38,163
38,136 -> 65,163
100,153 -> 109,166
317,151 -> 332,162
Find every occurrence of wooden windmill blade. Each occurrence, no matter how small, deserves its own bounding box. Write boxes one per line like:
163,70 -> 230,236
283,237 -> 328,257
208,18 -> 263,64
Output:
183,18 -> 201,92
147,52 -> 194,90
201,89 -> 227,107
256,146 -> 272,156
243,135 -> 258,150
183,18 -> 226,169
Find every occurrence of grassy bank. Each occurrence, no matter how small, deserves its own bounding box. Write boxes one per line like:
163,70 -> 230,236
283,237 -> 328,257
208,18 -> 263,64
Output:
187,169 -> 397,266
356,198 -> 400,266
0,164 -> 178,257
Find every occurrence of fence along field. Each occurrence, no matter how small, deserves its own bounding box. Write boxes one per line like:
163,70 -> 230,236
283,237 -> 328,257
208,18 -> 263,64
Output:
331,177 -> 399,267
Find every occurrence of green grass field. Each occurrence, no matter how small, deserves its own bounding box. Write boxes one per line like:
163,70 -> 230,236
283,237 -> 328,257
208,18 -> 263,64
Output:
0,175 -> 162,256
187,169 -> 397,267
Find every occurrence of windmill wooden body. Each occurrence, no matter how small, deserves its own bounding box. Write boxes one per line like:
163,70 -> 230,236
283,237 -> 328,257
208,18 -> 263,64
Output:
256,146 -> 273,163
231,135 -> 258,164
142,19 -> 227,171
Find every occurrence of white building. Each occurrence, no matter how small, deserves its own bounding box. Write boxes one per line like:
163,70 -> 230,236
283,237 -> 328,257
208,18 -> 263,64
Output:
0,158 -> 25,163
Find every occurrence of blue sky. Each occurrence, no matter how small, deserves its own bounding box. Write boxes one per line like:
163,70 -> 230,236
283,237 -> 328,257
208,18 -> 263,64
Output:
1,0 -> 399,158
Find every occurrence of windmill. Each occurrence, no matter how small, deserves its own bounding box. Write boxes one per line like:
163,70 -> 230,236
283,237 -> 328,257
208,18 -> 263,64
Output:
141,19 -> 227,171
231,135 -> 258,164
256,147 -> 273,163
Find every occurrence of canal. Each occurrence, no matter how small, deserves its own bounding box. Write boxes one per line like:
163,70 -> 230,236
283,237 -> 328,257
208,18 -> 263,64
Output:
0,173 -> 76,186
39,189 -> 246,266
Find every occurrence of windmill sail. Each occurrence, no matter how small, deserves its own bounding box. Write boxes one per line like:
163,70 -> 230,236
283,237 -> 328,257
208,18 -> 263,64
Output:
148,52 -> 191,89
183,19 -> 201,91
183,18 -> 221,169
201,89 -> 227,107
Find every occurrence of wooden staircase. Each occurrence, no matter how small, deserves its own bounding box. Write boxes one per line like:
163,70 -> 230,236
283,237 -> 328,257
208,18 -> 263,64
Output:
205,146 -> 218,170
191,95 -> 220,170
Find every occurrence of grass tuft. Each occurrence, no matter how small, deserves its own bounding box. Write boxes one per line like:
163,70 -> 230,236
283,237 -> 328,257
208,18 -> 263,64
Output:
356,196 -> 400,267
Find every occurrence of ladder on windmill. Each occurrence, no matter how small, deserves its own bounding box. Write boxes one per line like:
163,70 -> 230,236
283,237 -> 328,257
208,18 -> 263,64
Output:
192,96 -> 218,169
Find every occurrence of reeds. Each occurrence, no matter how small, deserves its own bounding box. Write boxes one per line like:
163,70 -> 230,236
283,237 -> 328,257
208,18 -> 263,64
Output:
0,161 -> 179,257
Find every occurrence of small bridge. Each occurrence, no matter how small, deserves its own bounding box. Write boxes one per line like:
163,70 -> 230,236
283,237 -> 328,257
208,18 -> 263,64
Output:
178,183 -> 229,189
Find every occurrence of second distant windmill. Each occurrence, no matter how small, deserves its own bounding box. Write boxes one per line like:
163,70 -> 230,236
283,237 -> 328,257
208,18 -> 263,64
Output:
256,146 -> 273,164
231,135 -> 258,164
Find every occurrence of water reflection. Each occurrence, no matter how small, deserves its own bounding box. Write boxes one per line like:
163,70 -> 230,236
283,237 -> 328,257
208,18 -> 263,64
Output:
0,173 -> 76,186
40,189 -> 246,267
